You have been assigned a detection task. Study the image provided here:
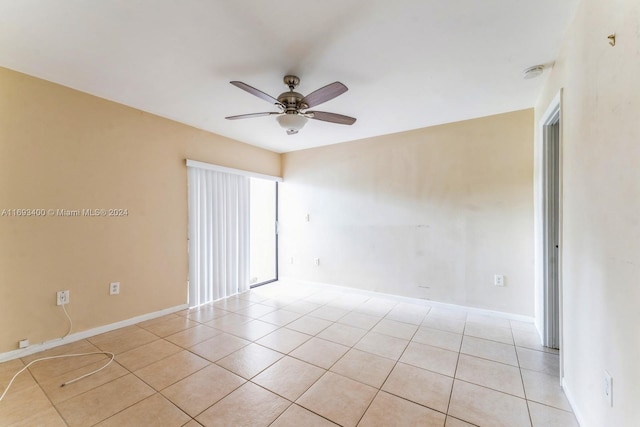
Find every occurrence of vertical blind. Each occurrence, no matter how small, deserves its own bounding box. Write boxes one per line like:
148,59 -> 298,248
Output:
187,165 -> 250,307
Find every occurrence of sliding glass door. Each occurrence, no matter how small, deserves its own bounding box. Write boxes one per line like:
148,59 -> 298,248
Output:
249,178 -> 278,287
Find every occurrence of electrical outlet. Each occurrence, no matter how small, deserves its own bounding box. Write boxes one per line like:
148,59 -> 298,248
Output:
494,274 -> 505,287
19,339 -> 29,349
56,290 -> 70,305
290,257 -> 294,264
110,282 -> 120,295
314,258 -> 320,266
604,371 -> 613,406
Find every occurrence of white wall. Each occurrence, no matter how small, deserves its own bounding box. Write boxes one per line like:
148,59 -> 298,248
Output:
535,0 -> 640,424
280,110 -> 534,315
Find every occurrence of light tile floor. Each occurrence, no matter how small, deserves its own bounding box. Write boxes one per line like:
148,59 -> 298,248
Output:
0,281 -> 579,426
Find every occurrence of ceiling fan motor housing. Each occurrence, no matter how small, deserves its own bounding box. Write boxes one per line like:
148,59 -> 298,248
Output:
279,75 -> 308,112
278,91 -> 306,112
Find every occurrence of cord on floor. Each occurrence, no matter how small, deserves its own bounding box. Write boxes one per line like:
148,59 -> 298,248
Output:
0,302 -> 112,403
0,351 -> 115,402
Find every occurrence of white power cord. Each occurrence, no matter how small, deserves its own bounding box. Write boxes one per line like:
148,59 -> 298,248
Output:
0,302 -> 114,403
0,351 -> 115,402
61,302 -> 72,338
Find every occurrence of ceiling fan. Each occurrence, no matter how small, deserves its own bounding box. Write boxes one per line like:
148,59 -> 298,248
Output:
225,75 -> 356,135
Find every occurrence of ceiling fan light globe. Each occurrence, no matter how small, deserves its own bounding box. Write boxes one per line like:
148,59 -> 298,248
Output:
277,114 -> 308,133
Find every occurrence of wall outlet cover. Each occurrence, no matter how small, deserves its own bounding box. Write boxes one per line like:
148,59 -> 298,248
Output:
56,290 -> 70,305
110,282 -> 120,295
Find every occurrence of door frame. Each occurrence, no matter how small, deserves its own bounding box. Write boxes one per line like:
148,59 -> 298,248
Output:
535,89 -> 564,377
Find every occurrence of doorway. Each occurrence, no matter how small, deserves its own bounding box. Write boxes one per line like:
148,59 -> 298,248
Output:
540,93 -> 562,351
249,177 -> 278,287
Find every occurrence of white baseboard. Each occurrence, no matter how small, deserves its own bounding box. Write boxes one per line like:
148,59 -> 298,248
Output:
0,304 -> 188,363
278,277 -> 535,323
562,377 -> 585,427
2,278 -> 535,363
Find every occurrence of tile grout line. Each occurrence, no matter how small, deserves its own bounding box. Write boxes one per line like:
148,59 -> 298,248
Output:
111,339 -> 208,424
99,332 -> 211,425
260,290 -> 366,425
272,299 -> 393,425
190,294 -> 338,424
512,326 -> 535,427
349,304 -> 404,427
25,351 -> 73,426
443,311 -> 467,423
352,305 -> 432,426
123,331 -> 244,423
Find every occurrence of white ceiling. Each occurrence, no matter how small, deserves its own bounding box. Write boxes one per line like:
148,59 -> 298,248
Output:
0,0 -> 579,153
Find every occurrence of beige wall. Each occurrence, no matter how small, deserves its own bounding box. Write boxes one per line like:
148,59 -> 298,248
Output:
535,0 -> 640,424
280,109 -> 534,315
0,67 -> 280,353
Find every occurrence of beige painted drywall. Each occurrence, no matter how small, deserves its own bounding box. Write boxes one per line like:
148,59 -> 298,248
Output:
280,109 -> 534,315
534,0 -> 640,424
0,67 -> 280,353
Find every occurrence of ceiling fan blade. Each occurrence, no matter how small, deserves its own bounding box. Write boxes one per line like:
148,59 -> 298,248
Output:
307,111 -> 356,125
225,112 -> 280,120
230,81 -> 282,106
301,82 -> 348,108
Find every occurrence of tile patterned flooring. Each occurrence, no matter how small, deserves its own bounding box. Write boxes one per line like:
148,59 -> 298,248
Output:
0,281 -> 579,426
